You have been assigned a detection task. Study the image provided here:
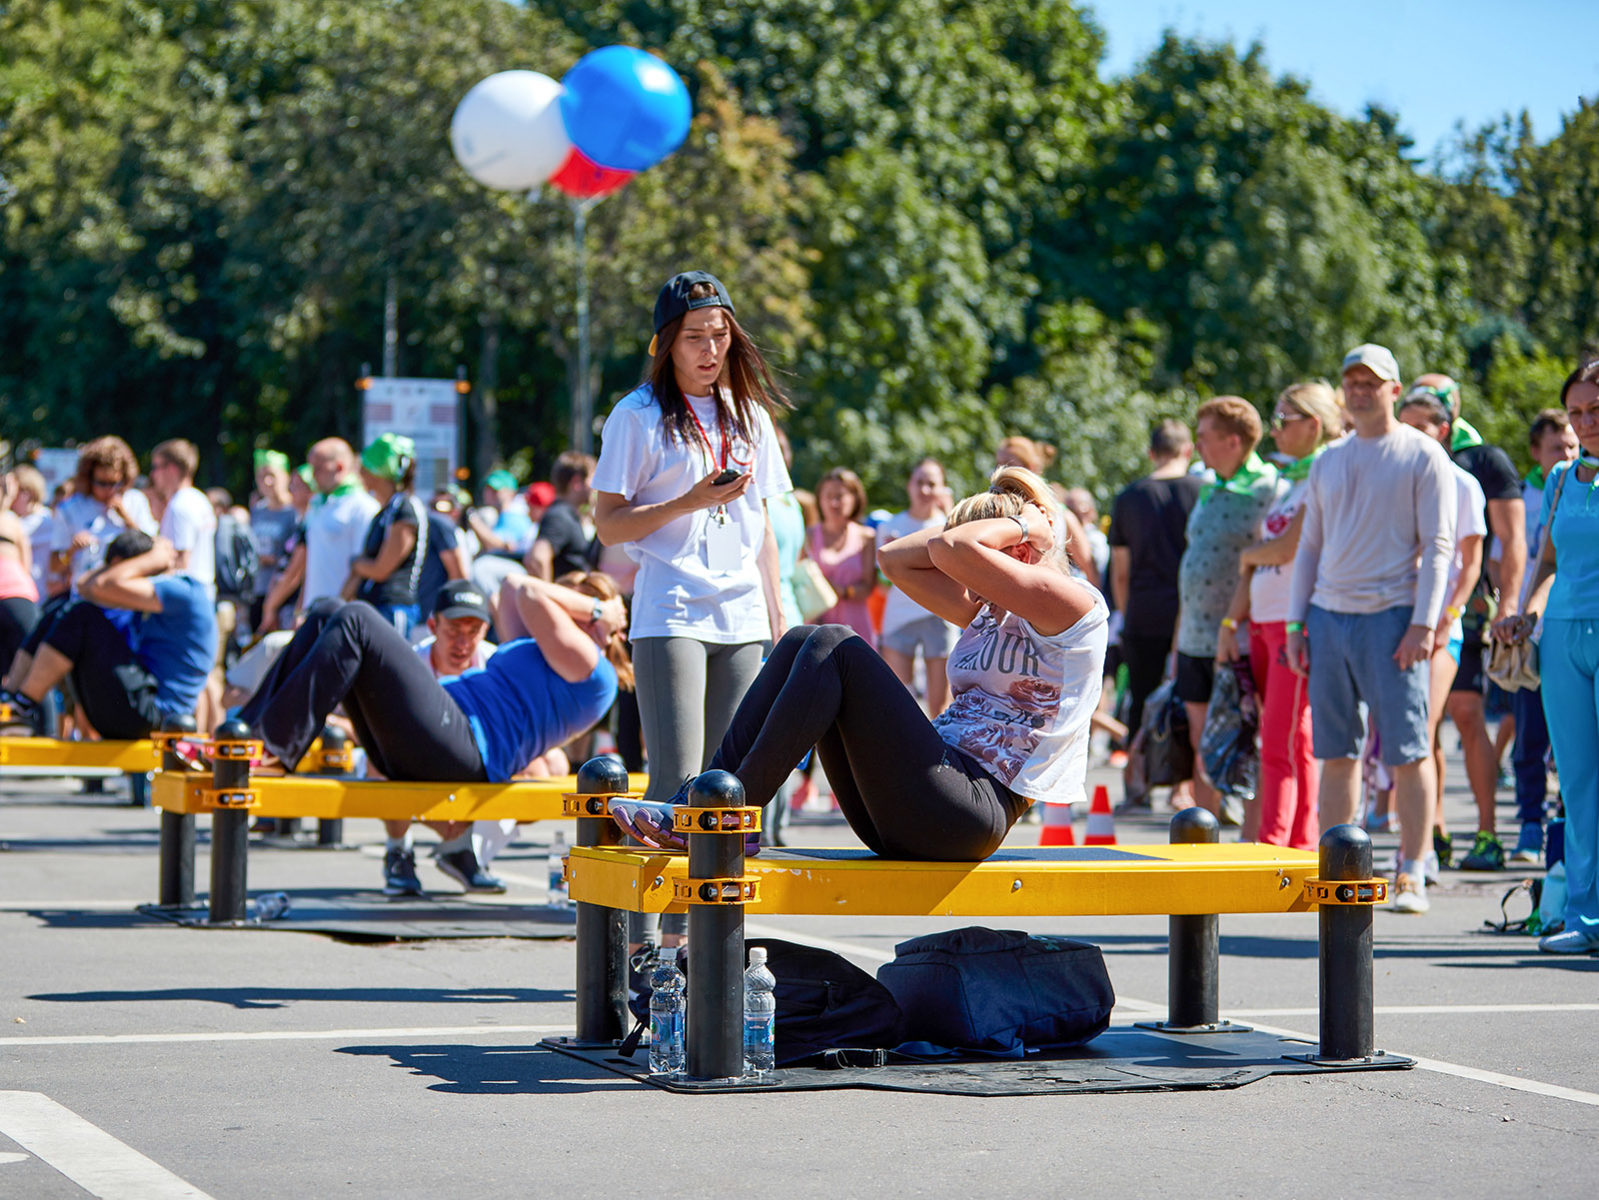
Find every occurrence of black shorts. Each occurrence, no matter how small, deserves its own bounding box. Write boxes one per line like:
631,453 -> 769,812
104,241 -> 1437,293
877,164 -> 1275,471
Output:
1450,639 -> 1487,696
1173,652 -> 1215,705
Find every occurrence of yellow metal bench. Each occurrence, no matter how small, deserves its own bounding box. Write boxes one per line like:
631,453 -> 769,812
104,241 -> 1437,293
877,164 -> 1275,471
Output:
0,737 -> 158,772
560,761 -> 1394,1086
148,719 -> 646,924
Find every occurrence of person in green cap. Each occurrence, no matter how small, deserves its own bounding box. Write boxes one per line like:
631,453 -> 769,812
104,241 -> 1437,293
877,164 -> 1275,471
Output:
342,433 -> 428,636
249,450 -> 297,631
466,469 -> 536,602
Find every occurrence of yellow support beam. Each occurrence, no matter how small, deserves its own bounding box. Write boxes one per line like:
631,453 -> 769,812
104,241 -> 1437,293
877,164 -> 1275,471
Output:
0,737 -> 156,771
150,770 -> 648,822
566,843 -> 1321,918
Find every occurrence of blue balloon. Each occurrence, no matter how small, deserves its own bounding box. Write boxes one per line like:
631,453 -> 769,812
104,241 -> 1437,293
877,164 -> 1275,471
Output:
559,46 -> 691,173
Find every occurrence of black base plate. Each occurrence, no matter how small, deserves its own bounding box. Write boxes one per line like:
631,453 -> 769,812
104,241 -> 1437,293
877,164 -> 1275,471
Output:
542,1026 -> 1414,1096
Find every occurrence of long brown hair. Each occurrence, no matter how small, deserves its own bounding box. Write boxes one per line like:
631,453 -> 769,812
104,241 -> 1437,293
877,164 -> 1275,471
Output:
646,281 -> 789,450
555,570 -> 635,692
73,436 -> 139,498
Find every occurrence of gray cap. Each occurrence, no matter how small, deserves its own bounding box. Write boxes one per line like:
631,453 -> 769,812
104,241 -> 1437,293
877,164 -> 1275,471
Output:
1341,343 -> 1401,384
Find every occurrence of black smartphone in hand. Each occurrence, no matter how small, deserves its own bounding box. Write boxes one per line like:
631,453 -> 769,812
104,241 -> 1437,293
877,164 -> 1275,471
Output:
712,468 -> 741,486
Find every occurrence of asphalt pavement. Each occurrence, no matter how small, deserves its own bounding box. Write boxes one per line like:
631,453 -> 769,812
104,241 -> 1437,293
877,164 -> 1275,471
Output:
0,751 -> 1593,1199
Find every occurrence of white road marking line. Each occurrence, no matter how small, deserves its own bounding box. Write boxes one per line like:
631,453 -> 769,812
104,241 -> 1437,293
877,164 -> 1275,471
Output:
0,1090 -> 215,1198
745,919 -> 895,962
2,1024 -> 572,1048
0,900 -> 146,911
0,1151 -> 29,1165
1228,1003 -> 1599,1017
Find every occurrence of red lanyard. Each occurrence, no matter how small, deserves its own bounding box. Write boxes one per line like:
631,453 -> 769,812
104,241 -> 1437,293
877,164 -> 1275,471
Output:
685,399 -> 752,472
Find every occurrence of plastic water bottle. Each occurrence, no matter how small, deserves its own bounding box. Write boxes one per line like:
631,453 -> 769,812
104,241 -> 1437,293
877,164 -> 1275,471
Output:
251,892 -> 290,922
547,831 -> 570,908
648,947 -> 686,1076
743,946 -> 777,1076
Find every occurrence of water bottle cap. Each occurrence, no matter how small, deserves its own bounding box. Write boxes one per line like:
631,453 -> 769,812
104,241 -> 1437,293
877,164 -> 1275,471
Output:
748,947 -> 766,966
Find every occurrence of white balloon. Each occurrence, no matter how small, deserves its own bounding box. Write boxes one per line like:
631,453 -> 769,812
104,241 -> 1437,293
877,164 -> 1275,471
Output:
450,70 -> 571,191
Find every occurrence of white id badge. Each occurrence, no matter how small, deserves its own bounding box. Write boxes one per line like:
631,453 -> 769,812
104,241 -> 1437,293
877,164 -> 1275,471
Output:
705,515 -> 743,573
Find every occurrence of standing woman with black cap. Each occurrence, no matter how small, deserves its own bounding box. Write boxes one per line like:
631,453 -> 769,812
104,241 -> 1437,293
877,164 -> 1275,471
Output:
592,272 -> 791,812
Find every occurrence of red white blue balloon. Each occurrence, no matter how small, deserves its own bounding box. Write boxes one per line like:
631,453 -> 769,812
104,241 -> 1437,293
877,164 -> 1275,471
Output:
547,148 -> 635,199
450,70 -> 571,191
558,46 -> 691,174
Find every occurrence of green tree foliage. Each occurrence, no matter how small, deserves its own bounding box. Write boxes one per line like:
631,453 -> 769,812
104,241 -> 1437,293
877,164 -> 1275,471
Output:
1,1 -> 1592,503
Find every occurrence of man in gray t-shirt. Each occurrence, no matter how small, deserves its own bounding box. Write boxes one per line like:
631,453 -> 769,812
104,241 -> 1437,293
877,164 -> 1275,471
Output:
1287,344 -> 1456,916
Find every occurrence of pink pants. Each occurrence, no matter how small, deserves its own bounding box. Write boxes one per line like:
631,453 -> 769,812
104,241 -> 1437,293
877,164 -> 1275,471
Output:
1248,620 -> 1318,850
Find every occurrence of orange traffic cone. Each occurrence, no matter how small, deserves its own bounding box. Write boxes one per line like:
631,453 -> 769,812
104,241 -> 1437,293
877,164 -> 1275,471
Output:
1083,785 -> 1117,845
1039,801 -> 1076,846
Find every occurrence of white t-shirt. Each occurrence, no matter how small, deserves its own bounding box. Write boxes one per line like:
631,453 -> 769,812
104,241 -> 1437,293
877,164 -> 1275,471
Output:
301,486 -> 380,608
413,635 -> 494,680
592,385 -> 791,643
1440,464 -> 1487,642
1248,477 -> 1310,623
20,508 -> 56,596
159,485 -> 217,593
930,593 -> 1109,808
875,509 -> 954,636
52,491 -> 157,582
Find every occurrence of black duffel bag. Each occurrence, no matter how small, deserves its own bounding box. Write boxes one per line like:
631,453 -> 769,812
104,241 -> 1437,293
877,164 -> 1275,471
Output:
878,927 -> 1114,1056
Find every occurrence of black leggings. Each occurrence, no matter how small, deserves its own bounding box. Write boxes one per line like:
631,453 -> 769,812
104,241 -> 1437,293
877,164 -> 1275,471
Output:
707,625 -> 1027,861
0,595 -> 39,679
236,599 -> 485,781
27,594 -> 162,739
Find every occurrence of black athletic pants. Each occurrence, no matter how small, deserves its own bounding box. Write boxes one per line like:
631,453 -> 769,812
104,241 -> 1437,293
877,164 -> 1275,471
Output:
236,599 -> 486,781
706,624 -> 1027,861
24,595 -> 162,739
1120,631 -> 1172,738
0,595 -> 39,681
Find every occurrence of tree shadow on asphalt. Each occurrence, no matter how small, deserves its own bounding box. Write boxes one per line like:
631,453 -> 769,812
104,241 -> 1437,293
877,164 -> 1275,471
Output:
336,1043 -> 631,1095
27,986 -> 571,1009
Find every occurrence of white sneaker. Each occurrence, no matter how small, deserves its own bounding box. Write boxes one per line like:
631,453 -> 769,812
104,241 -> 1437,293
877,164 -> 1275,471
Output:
1538,929 -> 1599,954
1390,873 -> 1430,915
1423,851 -> 1440,886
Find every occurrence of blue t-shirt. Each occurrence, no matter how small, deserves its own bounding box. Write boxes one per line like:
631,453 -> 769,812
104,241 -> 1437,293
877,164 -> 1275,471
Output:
133,576 -> 218,717
1541,461 -> 1599,620
442,638 -> 618,782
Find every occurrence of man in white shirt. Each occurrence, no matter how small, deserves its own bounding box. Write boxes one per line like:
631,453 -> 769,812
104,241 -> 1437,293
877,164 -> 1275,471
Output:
1287,344 -> 1457,915
149,439 -> 216,595
300,438 -> 379,613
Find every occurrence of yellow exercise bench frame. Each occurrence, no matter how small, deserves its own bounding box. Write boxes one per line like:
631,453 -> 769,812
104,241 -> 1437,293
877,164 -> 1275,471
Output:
145,721 -> 645,924
560,762 -> 1393,1086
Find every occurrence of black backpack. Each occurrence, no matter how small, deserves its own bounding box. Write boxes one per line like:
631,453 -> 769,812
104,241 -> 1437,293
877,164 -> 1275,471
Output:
214,512 -> 261,601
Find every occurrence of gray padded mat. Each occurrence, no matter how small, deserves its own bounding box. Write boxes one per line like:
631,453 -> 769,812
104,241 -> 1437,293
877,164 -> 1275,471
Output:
545,1027 -> 1413,1095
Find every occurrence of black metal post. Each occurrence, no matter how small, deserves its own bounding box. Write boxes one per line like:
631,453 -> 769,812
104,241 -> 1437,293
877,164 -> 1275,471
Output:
1317,824 -> 1375,1062
686,770 -> 746,1081
157,715 -> 197,909
208,719 -> 252,924
1165,806 -> 1220,1030
316,725 -> 348,847
572,756 -> 630,1046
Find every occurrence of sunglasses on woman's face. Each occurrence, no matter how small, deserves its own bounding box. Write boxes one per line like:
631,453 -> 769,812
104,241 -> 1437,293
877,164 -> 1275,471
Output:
1271,411 -> 1311,430
91,476 -> 122,491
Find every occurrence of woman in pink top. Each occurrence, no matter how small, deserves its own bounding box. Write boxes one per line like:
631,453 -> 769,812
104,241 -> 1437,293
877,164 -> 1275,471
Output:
805,467 -> 876,640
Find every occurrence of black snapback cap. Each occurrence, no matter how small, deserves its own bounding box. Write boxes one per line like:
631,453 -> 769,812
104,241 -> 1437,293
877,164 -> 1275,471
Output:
652,271 -> 734,334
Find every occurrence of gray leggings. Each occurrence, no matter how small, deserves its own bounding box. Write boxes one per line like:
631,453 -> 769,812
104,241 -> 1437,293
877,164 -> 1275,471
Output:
630,635 -> 765,939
